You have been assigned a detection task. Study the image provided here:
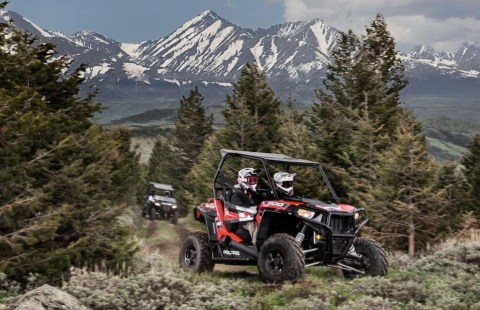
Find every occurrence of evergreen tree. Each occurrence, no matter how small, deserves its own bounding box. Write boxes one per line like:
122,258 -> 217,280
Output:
274,98 -> 330,199
109,128 -> 142,203
307,14 -> 450,256
462,133 -> 480,216
309,14 -> 408,200
434,162 -> 471,232
0,6 -> 139,283
363,14 -> 408,130
146,87 -> 213,215
363,111 -> 445,257
184,62 -> 283,205
223,62 -> 282,152
172,86 -> 213,175
147,137 -> 177,185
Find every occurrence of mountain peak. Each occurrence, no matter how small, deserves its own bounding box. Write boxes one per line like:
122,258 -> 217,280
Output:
72,30 -> 118,42
405,45 -> 454,62
192,10 -> 223,23
199,10 -> 216,18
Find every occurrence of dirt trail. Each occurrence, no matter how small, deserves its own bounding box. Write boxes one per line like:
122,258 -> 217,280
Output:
145,218 -> 192,261
144,218 -> 257,274
145,220 -> 158,238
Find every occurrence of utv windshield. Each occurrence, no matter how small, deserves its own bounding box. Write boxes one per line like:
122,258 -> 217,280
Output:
148,183 -> 175,198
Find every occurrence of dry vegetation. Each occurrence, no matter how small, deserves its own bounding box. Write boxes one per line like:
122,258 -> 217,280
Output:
7,214 -> 480,309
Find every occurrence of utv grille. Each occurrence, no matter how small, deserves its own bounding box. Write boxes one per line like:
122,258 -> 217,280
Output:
329,216 -> 353,234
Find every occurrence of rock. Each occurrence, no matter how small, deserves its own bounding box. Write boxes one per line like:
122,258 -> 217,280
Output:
9,284 -> 89,310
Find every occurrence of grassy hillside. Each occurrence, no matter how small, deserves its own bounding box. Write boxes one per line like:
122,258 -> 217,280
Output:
4,207 -> 480,309
62,211 -> 480,309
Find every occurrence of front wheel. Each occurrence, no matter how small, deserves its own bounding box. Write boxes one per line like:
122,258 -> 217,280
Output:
149,205 -> 155,221
171,210 -> 178,225
342,238 -> 388,278
179,232 -> 214,273
257,233 -> 305,283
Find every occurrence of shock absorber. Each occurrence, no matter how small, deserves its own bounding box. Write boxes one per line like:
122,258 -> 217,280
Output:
295,224 -> 307,244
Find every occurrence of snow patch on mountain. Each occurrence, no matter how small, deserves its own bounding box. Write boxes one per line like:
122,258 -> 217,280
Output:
23,17 -> 52,38
120,43 -> 142,58
164,78 -> 182,86
277,22 -> 308,38
84,63 -> 111,78
264,37 -> 278,71
460,69 -> 480,78
201,81 -> 232,87
310,21 -> 334,53
123,62 -> 148,80
251,40 -> 265,71
209,24 -> 233,51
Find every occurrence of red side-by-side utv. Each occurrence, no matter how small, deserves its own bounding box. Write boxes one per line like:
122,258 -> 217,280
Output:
179,149 -> 388,282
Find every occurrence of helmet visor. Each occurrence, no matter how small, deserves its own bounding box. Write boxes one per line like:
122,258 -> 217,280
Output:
282,181 -> 293,188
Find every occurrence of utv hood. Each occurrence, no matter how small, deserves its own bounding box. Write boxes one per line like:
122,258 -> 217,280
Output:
152,195 -> 176,204
301,198 -> 356,213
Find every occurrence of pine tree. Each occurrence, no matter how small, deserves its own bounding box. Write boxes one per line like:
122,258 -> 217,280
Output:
309,14 -> 408,200
462,133 -> 480,216
434,162 -> 470,231
183,62 -> 283,206
223,62 -> 282,152
146,136 -> 178,185
273,98 -> 330,199
307,14 -> 449,256
364,111 -> 445,257
172,87 -> 213,175
363,14 -> 408,131
145,87 -> 213,215
0,5 -> 140,283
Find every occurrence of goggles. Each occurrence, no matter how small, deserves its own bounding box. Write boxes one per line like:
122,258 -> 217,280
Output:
246,176 -> 258,185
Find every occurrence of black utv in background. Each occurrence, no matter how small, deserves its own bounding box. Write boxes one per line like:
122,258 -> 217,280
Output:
143,182 -> 179,224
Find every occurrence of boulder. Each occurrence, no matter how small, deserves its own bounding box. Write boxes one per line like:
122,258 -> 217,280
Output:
9,284 -> 89,310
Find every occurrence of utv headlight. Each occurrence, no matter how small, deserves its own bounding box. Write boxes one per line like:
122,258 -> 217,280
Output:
154,202 -> 161,207
172,204 -> 178,209
354,210 -> 367,227
297,208 -> 315,219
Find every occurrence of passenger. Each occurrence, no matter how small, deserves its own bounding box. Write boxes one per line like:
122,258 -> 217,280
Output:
273,171 -> 296,198
230,168 -> 261,244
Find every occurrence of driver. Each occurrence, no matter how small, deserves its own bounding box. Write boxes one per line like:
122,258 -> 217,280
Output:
273,172 -> 296,198
233,168 -> 262,205
230,168 -> 261,244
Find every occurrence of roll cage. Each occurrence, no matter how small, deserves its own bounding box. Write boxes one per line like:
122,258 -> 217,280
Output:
212,149 -> 340,203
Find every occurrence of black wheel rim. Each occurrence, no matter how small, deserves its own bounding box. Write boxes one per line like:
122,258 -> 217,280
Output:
184,245 -> 197,267
266,249 -> 285,275
348,252 -> 371,274
359,254 -> 371,272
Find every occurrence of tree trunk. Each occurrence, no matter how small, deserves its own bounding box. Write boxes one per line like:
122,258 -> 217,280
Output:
408,207 -> 415,259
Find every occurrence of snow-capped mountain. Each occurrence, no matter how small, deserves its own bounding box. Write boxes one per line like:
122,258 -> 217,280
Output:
2,9 -> 480,111
128,10 -> 339,82
402,44 -> 480,79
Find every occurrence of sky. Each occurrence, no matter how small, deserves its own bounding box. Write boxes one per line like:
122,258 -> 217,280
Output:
7,0 -> 480,52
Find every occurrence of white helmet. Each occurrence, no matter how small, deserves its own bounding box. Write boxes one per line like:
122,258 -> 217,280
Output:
237,168 -> 260,192
273,172 -> 295,196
